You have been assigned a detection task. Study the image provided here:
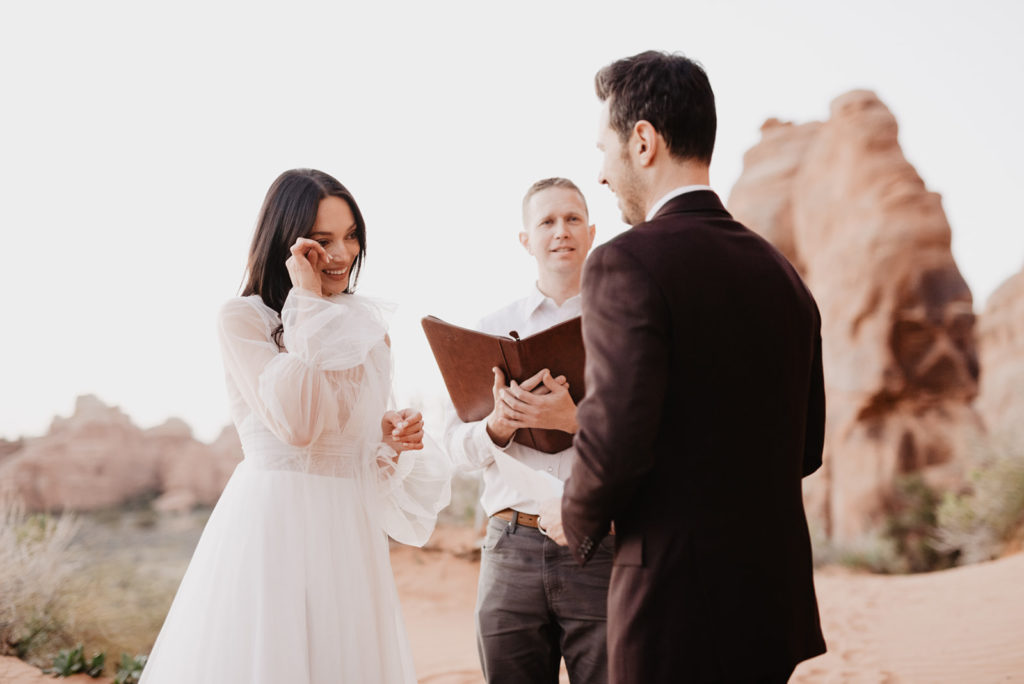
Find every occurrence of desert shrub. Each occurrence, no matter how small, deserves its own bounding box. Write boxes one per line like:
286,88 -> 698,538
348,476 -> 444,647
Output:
935,432 -> 1024,564
43,644 -> 105,677
811,525 -> 904,573
2,500 -> 195,669
113,653 -> 148,684
813,431 -> 1024,573
882,475 -> 956,573
40,507 -> 188,670
810,475 -> 956,574
0,495 -> 80,660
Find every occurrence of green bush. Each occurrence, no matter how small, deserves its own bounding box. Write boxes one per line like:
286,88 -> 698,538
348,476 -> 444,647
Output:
811,526 -> 903,573
935,432 -> 1024,564
811,475 -> 957,574
883,475 -> 957,573
113,653 -> 148,684
43,644 -> 105,677
812,429 -> 1024,574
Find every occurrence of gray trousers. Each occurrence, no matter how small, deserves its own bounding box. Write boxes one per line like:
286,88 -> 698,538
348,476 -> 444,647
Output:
476,515 -> 613,684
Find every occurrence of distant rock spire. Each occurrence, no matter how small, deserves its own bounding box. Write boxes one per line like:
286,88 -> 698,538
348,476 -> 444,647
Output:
729,90 -> 983,543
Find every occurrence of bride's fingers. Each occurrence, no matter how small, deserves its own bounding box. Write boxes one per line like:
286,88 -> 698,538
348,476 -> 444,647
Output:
398,409 -> 422,423
390,416 -> 423,436
394,419 -> 423,436
399,429 -> 424,445
382,411 -> 402,433
291,237 -> 330,265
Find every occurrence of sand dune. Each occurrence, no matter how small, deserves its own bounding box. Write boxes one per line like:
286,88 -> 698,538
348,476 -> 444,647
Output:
791,552 -> 1024,683
4,527 -> 1023,683
396,528 -> 1024,684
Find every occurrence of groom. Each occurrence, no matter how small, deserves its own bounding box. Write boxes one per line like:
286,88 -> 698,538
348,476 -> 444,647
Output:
541,51 -> 827,683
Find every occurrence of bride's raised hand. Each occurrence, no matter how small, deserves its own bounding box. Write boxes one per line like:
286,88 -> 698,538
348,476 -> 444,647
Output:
381,409 -> 425,456
285,237 -> 332,295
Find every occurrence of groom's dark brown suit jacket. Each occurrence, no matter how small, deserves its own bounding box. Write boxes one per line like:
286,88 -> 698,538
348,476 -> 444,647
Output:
563,190 -> 826,683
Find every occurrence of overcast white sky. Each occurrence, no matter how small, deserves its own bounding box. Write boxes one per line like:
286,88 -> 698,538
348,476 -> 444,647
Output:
2,0 -> 1022,442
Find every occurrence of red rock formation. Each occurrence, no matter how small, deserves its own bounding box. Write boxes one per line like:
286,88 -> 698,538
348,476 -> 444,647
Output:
0,396 -> 241,513
729,91 -> 983,543
0,395 -> 162,511
728,118 -> 821,272
154,424 -> 241,513
975,264 -> 1024,438
0,438 -> 23,463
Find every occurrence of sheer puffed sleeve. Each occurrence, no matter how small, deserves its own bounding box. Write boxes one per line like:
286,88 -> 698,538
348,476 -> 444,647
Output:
280,288 -> 385,371
372,440 -> 452,547
218,291 -> 340,447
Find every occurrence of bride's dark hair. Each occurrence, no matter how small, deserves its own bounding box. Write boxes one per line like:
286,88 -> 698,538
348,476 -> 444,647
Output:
242,169 -> 367,342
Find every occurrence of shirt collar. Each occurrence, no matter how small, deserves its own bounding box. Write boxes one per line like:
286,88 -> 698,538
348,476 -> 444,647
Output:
525,282 -> 581,318
524,283 -> 548,317
645,184 -> 714,222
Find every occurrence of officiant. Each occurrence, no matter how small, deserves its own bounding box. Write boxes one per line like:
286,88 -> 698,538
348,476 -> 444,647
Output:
441,177 -> 612,684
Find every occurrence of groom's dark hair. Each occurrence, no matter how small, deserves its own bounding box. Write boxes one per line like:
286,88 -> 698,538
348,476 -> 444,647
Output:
595,50 -> 717,165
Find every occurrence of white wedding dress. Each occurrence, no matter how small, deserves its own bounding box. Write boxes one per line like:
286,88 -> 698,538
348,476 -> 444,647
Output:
140,289 -> 451,684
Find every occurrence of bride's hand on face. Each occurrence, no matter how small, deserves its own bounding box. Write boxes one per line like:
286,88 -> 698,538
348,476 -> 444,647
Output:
382,409 -> 425,456
286,237 -> 332,295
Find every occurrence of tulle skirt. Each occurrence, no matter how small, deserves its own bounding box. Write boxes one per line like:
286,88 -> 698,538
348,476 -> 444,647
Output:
140,459 -> 417,684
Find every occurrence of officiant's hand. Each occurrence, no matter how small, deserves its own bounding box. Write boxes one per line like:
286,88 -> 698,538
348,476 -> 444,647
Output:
538,497 -> 567,546
486,368 -> 568,446
382,409 -> 424,455
501,369 -> 578,434
485,367 -> 520,447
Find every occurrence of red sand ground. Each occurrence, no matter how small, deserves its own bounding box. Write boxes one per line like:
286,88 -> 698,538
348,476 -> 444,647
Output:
4,526 -> 1023,683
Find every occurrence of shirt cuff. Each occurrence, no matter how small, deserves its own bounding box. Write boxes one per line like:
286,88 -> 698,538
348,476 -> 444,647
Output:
471,420 -> 513,465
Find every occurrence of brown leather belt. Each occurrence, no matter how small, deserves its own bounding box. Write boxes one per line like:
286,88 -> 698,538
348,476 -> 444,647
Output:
493,508 -> 540,528
493,508 -> 616,535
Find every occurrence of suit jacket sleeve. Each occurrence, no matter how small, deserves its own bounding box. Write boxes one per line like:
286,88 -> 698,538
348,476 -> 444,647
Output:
803,304 -> 825,477
562,242 -> 670,565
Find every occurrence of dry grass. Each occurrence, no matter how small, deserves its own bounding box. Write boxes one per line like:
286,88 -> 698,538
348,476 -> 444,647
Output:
48,558 -> 174,668
0,496 -> 204,670
0,494 -> 80,662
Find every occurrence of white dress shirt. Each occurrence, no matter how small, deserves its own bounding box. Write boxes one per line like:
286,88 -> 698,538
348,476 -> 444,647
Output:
442,283 -> 581,516
645,184 -> 714,222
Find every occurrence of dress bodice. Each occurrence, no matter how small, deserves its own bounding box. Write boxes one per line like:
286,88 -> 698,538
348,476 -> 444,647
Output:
216,287 -> 451,545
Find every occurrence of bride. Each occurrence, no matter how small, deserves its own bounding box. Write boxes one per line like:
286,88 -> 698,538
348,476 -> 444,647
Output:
140,169 -> 451,683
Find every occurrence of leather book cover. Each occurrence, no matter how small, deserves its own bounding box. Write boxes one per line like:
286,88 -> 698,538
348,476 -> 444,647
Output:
421,315 -> 585,454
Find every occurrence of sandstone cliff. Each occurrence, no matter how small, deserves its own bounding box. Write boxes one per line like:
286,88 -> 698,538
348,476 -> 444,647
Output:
975,263 -> 1024,439
729,91 -> 984,543
0,395 -> 240,513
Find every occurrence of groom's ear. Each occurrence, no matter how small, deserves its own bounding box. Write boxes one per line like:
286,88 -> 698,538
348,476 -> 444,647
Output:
633,120 -> 658,168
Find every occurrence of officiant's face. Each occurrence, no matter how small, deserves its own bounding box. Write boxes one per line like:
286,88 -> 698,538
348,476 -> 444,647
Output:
519,187 -> 595,276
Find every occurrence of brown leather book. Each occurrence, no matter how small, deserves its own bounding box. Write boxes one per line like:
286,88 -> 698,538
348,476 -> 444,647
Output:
421,315 -> 585,454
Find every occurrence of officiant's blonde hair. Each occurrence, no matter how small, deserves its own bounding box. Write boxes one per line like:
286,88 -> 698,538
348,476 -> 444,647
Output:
521,177 -> 588,226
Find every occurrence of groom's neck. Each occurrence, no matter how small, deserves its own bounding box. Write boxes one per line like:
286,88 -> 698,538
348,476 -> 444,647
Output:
642,161 -> 712,216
